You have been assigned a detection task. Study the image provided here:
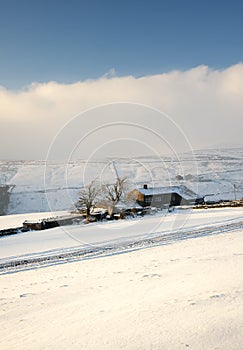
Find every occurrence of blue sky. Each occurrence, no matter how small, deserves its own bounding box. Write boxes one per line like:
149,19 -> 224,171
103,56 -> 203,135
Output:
0,0 -> 243,89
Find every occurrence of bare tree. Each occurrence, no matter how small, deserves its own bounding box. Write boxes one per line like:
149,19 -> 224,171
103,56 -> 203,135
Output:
76,181 -> 99,217
102,177 -> 128,214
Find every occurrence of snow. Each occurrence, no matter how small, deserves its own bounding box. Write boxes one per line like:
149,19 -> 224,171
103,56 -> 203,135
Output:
0,222 -> 242,349
137,185 -> 200,200
0,149 -> 242,348
0,207 -> 242,264
0,211 -> 68,230
1,148 -> 243,215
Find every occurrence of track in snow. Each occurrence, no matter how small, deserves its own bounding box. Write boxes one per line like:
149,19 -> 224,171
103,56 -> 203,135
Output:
1,218 -> 243,275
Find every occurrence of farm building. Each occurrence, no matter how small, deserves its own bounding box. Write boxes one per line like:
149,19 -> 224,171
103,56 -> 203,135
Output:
129,184 -> 204,208
23,214 -> 84,230
0,185 -> 14,215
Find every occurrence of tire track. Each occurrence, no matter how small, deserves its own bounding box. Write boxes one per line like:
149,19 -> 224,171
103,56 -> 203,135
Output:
1,219 -> 243,275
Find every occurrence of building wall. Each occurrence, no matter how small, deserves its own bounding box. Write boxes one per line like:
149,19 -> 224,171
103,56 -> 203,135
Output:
150,193 -> 182,207
129,188 -> 201,207
128,189 -> 144,203
136,192 -> 184,207
0,185 -> 12,215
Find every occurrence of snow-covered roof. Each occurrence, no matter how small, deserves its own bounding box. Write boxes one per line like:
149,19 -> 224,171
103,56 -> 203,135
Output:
138,185 -> 202,200
90,207 -> 108,215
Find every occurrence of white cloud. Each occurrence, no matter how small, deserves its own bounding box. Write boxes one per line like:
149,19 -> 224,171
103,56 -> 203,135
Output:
1,64 -> 243,159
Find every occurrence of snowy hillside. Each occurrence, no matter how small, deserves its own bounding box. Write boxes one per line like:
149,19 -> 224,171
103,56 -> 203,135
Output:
0,207 -> 243,350
0,148 -> 242,215
0,207 -> 242,266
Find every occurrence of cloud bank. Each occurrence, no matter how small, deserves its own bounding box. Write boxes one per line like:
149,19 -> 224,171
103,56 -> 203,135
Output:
1,64 -> 243,159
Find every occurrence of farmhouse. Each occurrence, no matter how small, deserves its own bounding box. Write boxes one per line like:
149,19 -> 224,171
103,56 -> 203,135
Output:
130,184 -> 204,208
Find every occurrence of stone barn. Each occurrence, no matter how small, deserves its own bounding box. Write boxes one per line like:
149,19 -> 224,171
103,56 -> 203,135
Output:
129,184 -> 204,208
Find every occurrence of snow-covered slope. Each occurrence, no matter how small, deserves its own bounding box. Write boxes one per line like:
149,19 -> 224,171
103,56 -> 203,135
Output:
0,207 -> 242,267
0,147 -> 242,215
0,223 -> 242,350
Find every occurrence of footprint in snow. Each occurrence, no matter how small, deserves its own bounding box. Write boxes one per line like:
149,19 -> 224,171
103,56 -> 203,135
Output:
142,274 -> 161,278
210,293 -> 225,299
19,293 -> 34,298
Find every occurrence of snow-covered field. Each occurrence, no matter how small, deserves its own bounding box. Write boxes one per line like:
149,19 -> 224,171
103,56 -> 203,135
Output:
0,216 -> 242,349
1,147 -> 243,215
0,207 -> 242,266
1,148 -> 243,349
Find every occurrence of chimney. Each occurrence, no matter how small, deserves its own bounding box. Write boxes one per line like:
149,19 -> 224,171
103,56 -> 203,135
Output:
143,184 -> 148,189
